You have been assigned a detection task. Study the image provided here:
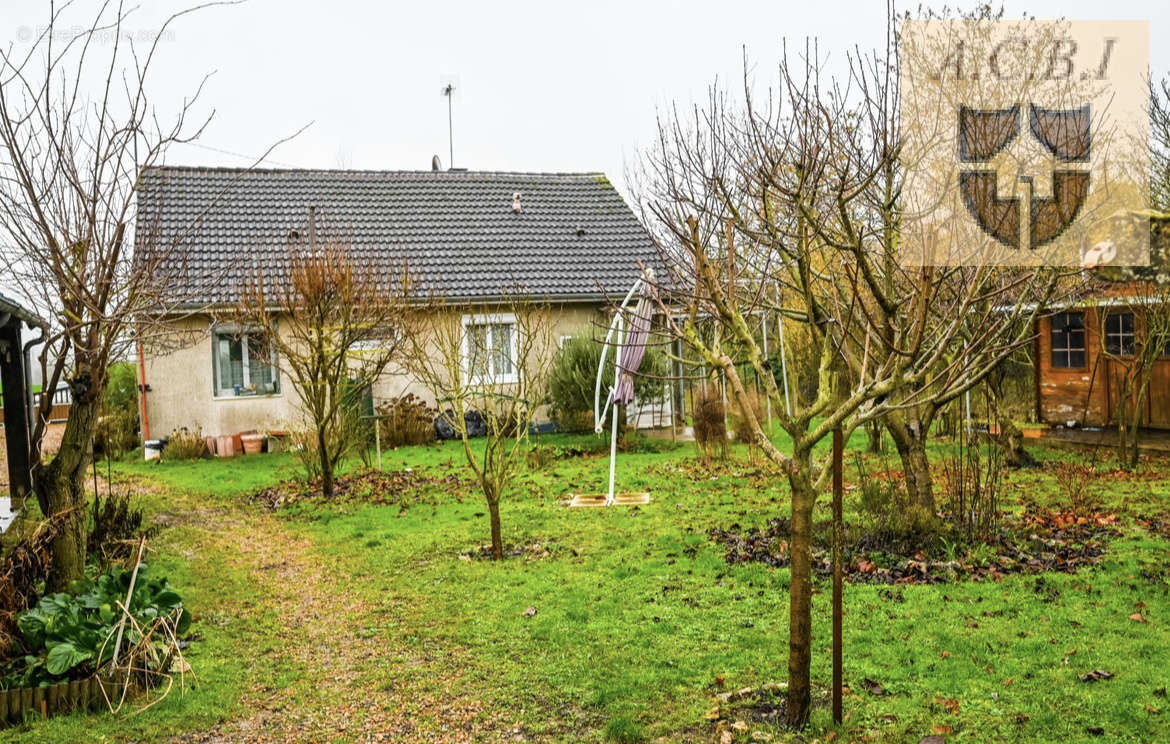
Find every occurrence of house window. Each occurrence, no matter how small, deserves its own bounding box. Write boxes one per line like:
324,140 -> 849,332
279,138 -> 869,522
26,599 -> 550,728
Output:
1050,312 -> 1085,368
213,327 -> 279,396
1104,312 -> 1135,356
463,314 -> 517,383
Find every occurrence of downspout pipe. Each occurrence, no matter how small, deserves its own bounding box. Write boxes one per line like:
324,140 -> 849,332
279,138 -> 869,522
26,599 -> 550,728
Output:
137,338 -> 150,442
21,322 -> 45,444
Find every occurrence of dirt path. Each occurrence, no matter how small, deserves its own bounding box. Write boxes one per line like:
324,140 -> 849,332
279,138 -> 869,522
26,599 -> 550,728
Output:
160,495 -> 518,743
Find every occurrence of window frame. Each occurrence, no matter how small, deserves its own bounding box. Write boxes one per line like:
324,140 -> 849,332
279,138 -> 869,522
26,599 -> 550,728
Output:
212,324 -> 281,398
1103,310 -> 1136,357
462,312 -> 519,385
1049,311 -> 1087,370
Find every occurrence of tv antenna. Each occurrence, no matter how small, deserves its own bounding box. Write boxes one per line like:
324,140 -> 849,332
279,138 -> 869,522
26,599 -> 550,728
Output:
440,74 -> 459,168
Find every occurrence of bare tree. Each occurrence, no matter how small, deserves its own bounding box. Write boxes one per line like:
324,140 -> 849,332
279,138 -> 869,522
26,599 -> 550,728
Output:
634,37 -> 1064,725
235,221 -> 413,497
405,297 -> 554,560
0,2 -> 225,589
1152,76 -> 1170,215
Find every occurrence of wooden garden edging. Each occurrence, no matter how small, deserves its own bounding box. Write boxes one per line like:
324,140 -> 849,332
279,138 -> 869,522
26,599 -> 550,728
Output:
1,673 -> 129,726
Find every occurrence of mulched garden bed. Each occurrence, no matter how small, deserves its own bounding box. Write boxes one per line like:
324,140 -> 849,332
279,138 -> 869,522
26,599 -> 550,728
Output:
248,468 -> 444,510
708,508 -> 1122,585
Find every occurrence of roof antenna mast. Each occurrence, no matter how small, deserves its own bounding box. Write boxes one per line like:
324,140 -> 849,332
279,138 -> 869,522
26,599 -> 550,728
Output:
440,75 -> 459,169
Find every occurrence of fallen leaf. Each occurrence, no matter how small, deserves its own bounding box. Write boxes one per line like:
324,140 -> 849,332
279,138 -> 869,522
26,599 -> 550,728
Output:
1079,669 -> 1115,682
932,723 -> 954,735
522,606 -> 537,617
1011,713 -> 1030,724
719,731 -> 734,744
941,650 -> 951,659
704,704 -> 722,721
863,677 -> 887,696
730,720 -> 749,732
714,675 -> 725,687
1145,704 -> 1161,715
939,697 -> 960,715
1129,612 -> 1148,623
1004,677 -> 1014,687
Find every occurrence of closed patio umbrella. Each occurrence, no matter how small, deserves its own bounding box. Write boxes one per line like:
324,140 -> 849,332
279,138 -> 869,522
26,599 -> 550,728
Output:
609,284 -> 654,407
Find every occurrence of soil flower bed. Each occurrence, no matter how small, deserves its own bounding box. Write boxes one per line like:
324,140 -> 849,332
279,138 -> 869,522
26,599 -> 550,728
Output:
708,508 -> 1121,585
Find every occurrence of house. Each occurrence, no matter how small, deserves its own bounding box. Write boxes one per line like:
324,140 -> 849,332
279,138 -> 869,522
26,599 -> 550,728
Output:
134,166 -> 662,440
1035,287 -> 1170,429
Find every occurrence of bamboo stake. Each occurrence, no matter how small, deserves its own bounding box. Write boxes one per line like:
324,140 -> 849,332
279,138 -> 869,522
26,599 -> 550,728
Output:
111,536 -> 147,669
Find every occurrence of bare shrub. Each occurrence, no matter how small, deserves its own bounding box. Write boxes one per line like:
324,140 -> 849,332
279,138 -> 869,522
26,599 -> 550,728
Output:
376,394 -> 437,448
160,429 -> 207,461
940,439 -> 1003,541
291,430 -> 322,483
88,490 -> 160,566
693,386 -> 727,461
1049,453 -> 1103,515
729,390 -> 764,458
0,510 -> 76,655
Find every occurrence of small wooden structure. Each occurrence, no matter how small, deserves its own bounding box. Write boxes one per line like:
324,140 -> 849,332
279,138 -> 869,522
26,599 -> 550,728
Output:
1035,289 -> 1170,428
0,291 -> 46,525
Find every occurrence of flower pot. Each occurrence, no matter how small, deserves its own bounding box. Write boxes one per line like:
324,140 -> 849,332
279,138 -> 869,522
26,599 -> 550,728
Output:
216,435 -> 236,457
241,433 -> 265,455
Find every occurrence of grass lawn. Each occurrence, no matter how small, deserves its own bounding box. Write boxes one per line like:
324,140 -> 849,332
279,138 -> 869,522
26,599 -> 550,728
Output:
2,430 -> 1168,743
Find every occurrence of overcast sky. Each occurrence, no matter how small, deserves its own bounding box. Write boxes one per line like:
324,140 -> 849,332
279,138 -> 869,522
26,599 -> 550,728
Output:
7,0 -> 1169,200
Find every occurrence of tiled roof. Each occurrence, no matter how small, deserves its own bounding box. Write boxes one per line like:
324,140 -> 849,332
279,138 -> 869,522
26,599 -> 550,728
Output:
135,166 -> 660,306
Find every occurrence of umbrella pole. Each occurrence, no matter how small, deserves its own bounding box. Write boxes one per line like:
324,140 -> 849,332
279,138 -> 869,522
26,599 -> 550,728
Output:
607,315 -> 624,506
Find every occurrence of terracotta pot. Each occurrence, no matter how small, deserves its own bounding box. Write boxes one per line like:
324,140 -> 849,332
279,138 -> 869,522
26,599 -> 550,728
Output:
232,433 -> 244,455
241,433 -> 265,455
216,435 -> 235,457
203,435 -> 217,456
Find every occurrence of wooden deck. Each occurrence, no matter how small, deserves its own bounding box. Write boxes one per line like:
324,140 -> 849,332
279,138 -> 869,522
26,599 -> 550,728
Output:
1026,425 -> 1170,455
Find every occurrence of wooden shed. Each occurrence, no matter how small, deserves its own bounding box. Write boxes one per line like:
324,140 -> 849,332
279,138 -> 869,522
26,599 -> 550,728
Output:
0,291 -> 46,525
1036,291 -> 1170,428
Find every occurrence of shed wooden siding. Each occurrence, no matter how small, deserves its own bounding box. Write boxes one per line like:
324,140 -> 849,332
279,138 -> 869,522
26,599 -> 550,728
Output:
1036,307 -> 1170,428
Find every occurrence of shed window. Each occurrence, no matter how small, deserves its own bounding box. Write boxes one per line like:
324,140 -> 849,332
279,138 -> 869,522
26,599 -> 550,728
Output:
1050,312 -> 1085,368
1104,312 -> 1135,356
214,328 -> 279,396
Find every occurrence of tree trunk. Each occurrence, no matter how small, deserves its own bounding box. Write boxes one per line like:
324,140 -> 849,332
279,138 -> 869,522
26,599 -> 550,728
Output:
865,420 -> 884,453
317,426 -> 334,498
996,415 -> 1036,468
785,460 -> 815,729
886,414 -> 935,513
36,392 -> 100,592
488,498 -> 503,560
